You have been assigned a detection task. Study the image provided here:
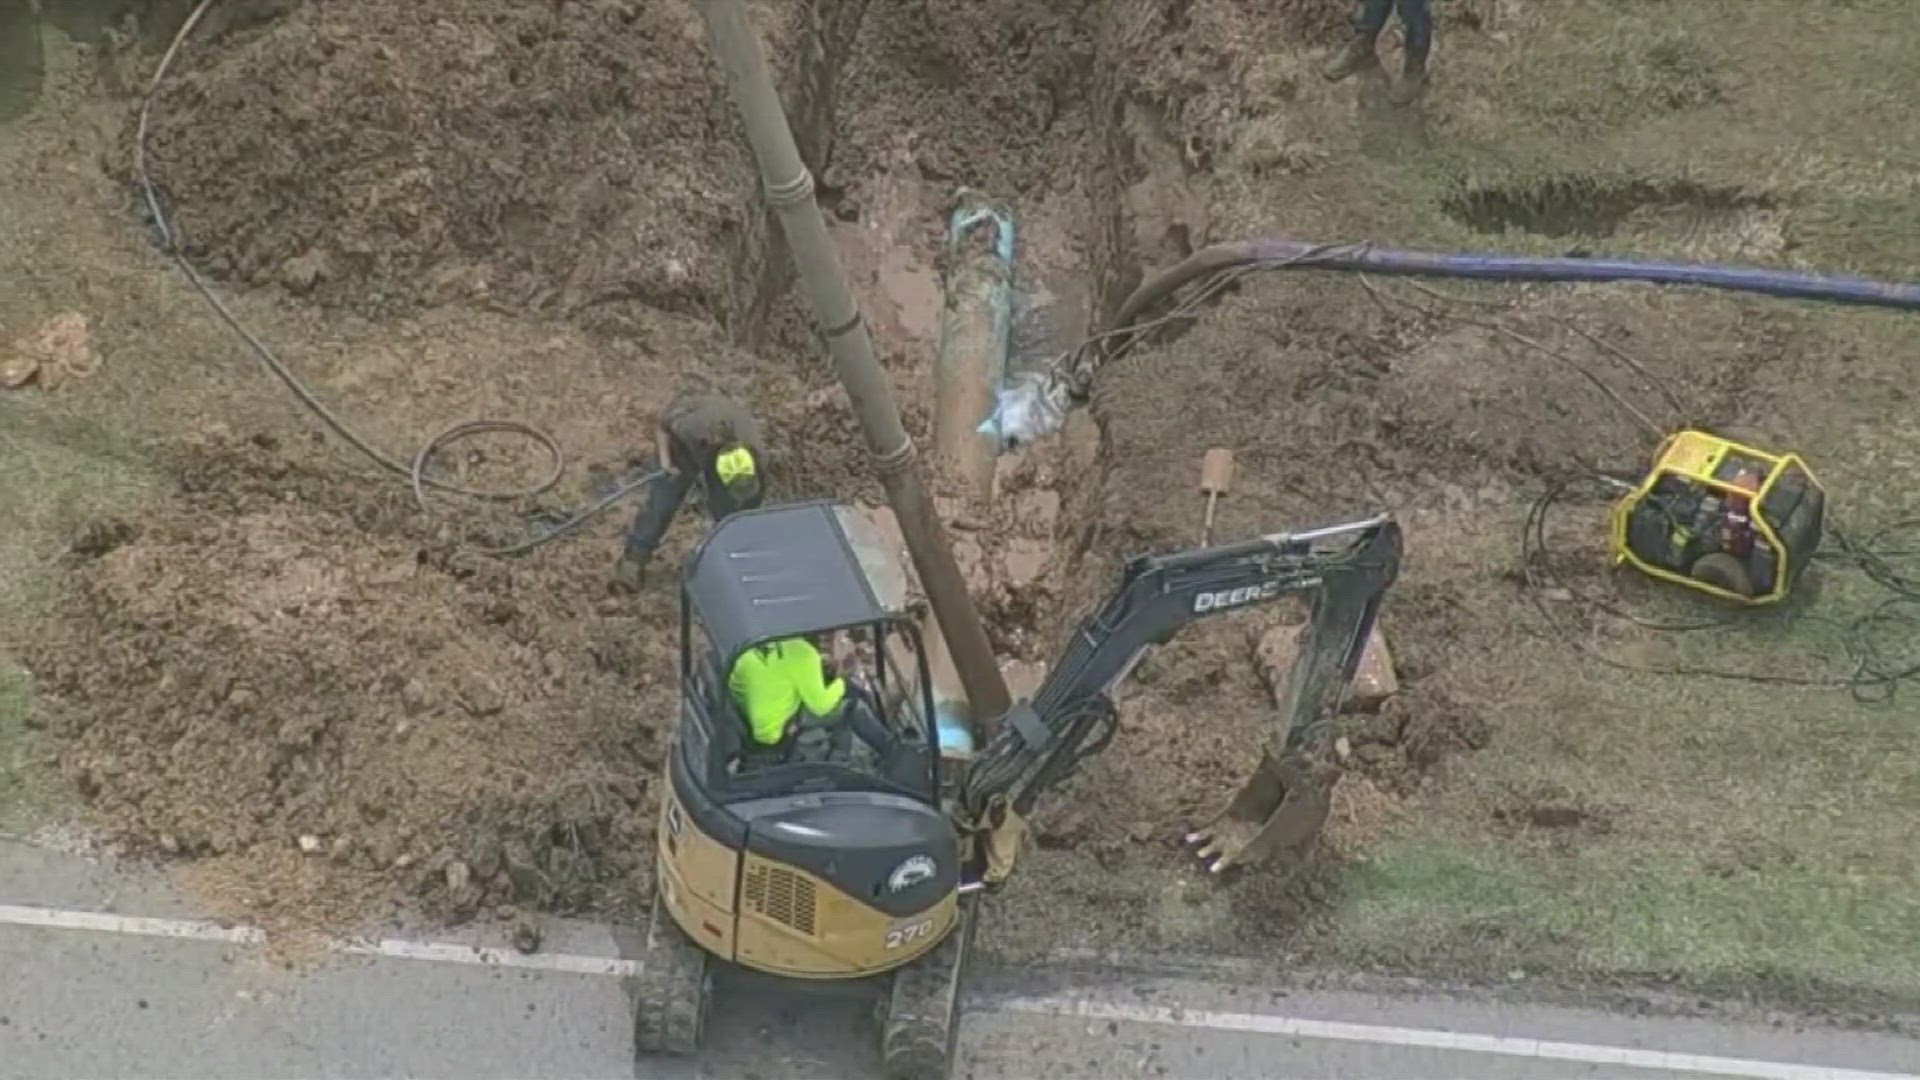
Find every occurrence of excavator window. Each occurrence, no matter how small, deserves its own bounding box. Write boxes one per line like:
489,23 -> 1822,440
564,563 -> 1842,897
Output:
673,500 -> 944,807
679,616 -> 938,806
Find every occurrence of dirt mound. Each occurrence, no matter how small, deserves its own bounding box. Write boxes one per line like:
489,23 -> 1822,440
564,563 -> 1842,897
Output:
833,0 -> 1100,200
142,0 -> 779,322
22,436 -> 674,930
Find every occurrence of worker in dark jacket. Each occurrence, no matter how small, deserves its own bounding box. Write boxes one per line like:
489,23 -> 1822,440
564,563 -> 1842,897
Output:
1322,0 -> 1433,106
614,392 -> 766,590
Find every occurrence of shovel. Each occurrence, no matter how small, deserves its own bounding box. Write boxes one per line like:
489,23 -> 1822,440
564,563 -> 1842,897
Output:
1198,448 -> 1233,545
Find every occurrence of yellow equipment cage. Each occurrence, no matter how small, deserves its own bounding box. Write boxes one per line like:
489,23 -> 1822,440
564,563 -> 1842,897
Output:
1609,430 -> 1827,605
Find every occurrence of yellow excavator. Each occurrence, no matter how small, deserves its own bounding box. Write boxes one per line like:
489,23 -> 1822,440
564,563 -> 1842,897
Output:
633,499 -> 1402,1079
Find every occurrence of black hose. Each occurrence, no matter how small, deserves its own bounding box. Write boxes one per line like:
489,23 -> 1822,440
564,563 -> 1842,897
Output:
1521,474 -> 1920,702
134,0 -> 644,556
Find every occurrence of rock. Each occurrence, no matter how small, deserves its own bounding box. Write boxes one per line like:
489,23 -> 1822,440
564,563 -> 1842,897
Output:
226,687 -> 259,713
998,540 -> 1052,591
445,860 -> 472,893
609,775 -> 643,807
471,844 -> 502,882
1037,805 -> 1092,847
297,834 -> 323,855
1349,630 -> 1398,711
1255,624 -> 1399,714
158,834 -> 181,855
1353,742 -> 1397,769
394,852 -> 416,870
1333,736 -> 1353,764
275,717 -> 317,749
458,682 -> 505,718
510,914 -> 543,954
503,843 -> 546,900
330,837 -> 353,862
399,678 -> 434,716
1350,698 -> 1409,746
0,348 -> 36,389
279,248 -> 329,294
367,833 -> 400,867
803,384 -> 850,412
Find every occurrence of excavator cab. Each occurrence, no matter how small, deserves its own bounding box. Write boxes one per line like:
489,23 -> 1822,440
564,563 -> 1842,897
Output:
638,501 -> 966,1062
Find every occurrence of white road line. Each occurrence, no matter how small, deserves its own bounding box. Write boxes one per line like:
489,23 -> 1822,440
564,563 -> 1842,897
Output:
0,903 -> 641,978
3,902 -> 1916,1080
995,995 -> 1920,1080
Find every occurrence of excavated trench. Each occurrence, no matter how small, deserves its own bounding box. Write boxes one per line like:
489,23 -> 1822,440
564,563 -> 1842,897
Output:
18,0 -> 1452,952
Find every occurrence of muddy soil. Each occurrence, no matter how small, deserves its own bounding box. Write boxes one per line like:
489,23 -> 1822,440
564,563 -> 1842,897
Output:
18,0 -> 1513,937
140,0 -> 763,324
27,434 -> 671,928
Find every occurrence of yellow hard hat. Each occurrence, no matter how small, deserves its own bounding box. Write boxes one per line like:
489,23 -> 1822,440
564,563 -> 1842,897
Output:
715,445 -> 758,489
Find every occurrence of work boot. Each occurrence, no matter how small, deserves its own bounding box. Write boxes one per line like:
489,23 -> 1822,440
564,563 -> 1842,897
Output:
1321,33 -> 1378,82
610,555 -> 646,594
1390,51 -> 1429,106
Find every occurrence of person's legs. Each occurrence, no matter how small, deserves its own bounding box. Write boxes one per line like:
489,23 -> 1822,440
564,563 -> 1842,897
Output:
1389,0 -> 1433,105
1324,0 -> 1393,82
615,468 -> 693,588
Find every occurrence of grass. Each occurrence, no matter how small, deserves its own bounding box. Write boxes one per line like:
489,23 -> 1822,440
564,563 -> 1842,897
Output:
0,669 -> 63,834
1212,0 -> 1920,1006
0,27 -> 247,833
0,406 -> 161,831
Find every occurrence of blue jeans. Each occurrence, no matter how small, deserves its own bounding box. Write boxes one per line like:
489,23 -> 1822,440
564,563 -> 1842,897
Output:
1357,0 -> 1432,58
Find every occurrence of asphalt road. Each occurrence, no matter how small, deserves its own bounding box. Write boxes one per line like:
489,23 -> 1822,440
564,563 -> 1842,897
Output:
4,839 -> 1919,1080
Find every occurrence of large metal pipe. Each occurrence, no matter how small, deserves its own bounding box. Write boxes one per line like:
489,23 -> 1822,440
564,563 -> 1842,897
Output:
932,198 -> 1015,505
696,1 -> 1012,723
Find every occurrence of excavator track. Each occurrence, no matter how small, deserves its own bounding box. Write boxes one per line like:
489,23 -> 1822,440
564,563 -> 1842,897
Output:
632,892 -> 711,1057
880,895 -> 978,1080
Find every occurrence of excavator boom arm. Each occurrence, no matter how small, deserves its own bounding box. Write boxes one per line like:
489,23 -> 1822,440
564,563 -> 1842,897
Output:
963,514 -> 1402,818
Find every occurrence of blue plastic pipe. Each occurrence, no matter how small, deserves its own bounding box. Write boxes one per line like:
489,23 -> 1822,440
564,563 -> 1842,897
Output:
1112,240 -> 1920,330
983,238 -> 1920,450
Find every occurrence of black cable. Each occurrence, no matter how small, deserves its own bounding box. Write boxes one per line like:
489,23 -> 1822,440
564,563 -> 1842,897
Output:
134,0 -> 647,558
1520,474 -> 1920,703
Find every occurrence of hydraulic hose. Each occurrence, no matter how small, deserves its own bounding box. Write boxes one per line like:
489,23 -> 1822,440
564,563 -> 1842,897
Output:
986,238 -> 1920,449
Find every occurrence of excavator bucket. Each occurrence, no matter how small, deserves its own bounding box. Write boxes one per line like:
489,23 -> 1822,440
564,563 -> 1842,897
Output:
1186,746 -> 1336,874
1186,518 -> 1401,874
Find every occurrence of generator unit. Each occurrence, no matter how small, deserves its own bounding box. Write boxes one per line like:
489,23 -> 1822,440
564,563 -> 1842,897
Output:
1610,430 -> 1826,604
